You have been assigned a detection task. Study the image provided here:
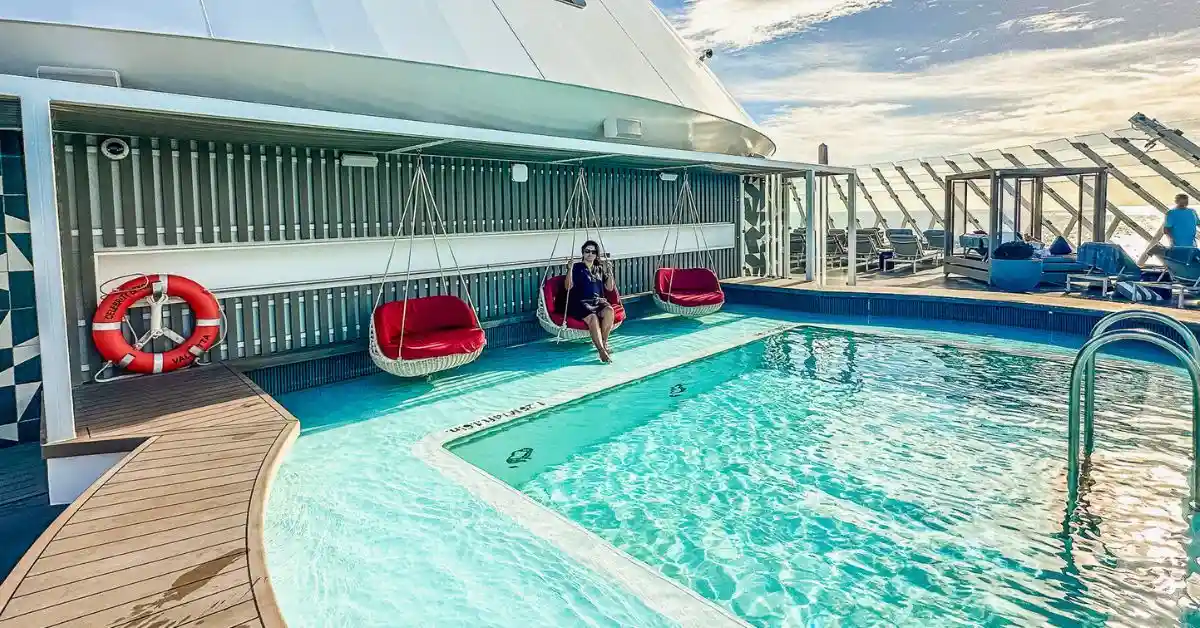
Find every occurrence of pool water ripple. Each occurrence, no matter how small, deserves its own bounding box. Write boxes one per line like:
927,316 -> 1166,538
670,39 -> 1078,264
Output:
457,328 -> 1200,626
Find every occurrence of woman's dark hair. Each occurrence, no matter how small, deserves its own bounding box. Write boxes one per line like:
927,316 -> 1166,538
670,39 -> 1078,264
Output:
581,240 -> 600,254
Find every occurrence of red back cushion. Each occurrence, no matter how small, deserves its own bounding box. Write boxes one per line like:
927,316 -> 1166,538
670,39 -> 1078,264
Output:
656,267 -> 721,295
374,296 -> 478,342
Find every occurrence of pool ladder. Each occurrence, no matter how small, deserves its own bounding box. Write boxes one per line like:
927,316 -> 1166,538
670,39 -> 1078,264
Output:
1067,309 -> 1200,508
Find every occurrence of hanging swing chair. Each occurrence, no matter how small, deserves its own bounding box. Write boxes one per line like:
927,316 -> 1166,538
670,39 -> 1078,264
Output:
368,156 -> 485,377
536,169 -> 626,341
653,172 -> 725,317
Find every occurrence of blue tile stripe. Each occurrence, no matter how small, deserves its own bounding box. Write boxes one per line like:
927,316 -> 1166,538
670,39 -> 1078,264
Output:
722,284 -> 1200,345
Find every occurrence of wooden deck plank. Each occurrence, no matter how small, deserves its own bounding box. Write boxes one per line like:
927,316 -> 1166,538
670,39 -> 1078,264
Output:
104,581 -> 255,628
143,430 -> 283,453
58,493 -> 250,539
36,512 -> 247,568
14,530 -> 245,597
86,402 -> 279,433
115,453 -> 266,481
3,551 -> 247,621
151,424 -> 287,444
177,600 -> 261,628
93,462 -> 265,495
86,410 -> 280,439
0,364 -> 298,628
86,471 -> 263,506
48,504 -> 249,557
53,573 -> 252,628
132,437 -> 280,462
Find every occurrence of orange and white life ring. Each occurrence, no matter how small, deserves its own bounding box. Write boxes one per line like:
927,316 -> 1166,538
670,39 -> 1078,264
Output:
92,274 -> 222,374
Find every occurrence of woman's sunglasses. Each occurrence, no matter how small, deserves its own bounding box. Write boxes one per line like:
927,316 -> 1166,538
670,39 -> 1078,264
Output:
583,248 -> 598,254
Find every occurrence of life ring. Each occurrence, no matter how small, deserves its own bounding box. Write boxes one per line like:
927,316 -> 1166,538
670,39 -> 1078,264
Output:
92,274 -> 222,374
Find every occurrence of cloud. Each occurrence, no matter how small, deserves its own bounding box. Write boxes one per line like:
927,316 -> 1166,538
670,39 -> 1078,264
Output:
727,30 -> 1200,164
998,11 -> 1125,33
667,0 -> 892,49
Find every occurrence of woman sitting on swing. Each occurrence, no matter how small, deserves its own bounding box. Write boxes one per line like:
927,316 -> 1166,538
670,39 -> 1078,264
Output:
565,240 -> 616,362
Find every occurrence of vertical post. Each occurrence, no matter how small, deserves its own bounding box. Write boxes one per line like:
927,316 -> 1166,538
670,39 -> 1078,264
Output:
1031,178 -> 1045,242
1092,171 -> 1108,243
780,177 -> 791,278
943,179 -> 954,274
846,172 -> 857,286
22,95 -> 76,443
1077,174 -> 1086,246
805,170 -> 815,282
989,174 -> 1002,259
737,176 -> 745,277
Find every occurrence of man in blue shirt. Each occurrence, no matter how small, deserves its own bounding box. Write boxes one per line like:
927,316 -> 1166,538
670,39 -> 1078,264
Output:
1164,193 -> 1198,248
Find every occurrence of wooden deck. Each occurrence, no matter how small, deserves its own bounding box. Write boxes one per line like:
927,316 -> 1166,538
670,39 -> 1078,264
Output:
0,364 -> 298,628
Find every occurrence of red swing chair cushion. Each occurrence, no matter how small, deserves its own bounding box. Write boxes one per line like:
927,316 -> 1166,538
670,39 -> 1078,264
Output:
373,296 -> 485,360
542,275 -> 626,330
655,268 -> 725,307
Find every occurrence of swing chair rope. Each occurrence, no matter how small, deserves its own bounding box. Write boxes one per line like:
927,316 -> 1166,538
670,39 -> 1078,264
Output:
371,155 -> 479,362
538,168 -> 608,341
420,162 -> 480,322
557,170 -> 588,339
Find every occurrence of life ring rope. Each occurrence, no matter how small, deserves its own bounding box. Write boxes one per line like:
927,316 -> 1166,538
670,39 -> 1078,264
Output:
92,274 -> 226,383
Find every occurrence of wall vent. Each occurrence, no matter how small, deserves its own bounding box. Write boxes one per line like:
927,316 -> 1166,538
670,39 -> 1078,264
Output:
603,117 -> 643,140
36,66 -> 122,88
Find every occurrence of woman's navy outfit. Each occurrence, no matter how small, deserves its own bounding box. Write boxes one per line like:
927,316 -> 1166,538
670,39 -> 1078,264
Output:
566,261 -> 610,321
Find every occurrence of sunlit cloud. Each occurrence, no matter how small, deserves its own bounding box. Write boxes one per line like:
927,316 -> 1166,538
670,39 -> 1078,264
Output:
727,30 -> 1200,164
998,11 -> 1126,33
667,0 -> 892,49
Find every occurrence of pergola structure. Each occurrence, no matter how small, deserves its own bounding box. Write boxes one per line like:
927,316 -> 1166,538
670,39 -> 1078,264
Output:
942,167 -> 1109,283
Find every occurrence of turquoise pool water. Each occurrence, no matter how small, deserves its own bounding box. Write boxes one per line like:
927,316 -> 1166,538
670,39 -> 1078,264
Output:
451,327 -> 1200,627
265,310 -> 792,627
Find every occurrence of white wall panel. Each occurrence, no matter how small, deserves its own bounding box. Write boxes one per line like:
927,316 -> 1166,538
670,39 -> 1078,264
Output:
362,0 -> 539,78
1,0 -> 209,36
492,0 -> 680,105
597,0 -> 752,126
203,0 -> 327,50
92,224 -> 735,299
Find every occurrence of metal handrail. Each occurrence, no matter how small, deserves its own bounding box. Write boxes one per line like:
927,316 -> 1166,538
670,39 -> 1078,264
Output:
1067,329 -> 1200,507
1081,310 -> 1200,453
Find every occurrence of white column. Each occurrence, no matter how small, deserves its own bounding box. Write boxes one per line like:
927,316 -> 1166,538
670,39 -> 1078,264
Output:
22,95 -> 76,443
780,178 -> 790,278
846,173 -> 858,286
804,170 -> 815,282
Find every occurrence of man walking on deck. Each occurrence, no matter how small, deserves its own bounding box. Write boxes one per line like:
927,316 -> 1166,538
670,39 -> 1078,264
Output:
1164,193 -> 1198,248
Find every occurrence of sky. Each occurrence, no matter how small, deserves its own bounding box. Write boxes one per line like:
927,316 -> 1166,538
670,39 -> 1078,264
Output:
652,0 -> 1200,165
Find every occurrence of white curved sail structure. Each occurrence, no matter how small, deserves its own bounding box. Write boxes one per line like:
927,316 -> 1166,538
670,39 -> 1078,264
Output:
0,0 -> 773,156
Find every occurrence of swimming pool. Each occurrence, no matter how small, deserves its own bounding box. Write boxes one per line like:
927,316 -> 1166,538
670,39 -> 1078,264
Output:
266,309 -> 1199,627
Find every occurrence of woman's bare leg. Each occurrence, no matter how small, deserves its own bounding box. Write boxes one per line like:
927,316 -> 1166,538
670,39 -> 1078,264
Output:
600,307 -> 615,352
585,314 -> 610,362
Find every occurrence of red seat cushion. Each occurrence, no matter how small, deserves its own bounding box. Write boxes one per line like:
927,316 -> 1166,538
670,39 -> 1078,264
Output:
542,275 -> 626,330
655,268 -> 724,307
373,296 -> 485,360
662,290 -> 725,307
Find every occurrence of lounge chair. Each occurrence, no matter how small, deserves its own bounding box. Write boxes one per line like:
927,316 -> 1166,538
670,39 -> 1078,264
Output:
887,235 -> 941,273
1159,247 -> 1200,307
853,234 -> 881,270
923,229 -> 947,251
1066,242 -> 1163,297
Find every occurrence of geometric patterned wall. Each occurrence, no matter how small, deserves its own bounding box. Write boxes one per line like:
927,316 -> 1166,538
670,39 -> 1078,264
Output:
0,130 -> 41,446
